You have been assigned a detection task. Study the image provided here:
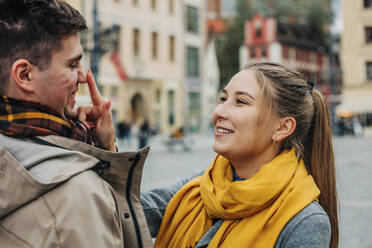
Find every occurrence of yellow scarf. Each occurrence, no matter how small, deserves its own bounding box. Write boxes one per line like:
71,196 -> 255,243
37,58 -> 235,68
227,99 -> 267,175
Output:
154,149 -> 320,248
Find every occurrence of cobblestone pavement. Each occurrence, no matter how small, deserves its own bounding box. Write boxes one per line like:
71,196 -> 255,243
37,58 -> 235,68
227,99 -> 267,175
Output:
334,136 -> 372,248
118,133 -> 372,248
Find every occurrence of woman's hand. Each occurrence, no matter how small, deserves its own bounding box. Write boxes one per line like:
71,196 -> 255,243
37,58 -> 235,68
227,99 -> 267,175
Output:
77,70 -> 116,152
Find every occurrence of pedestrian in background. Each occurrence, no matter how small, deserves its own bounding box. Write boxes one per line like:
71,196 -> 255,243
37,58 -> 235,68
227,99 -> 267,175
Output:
118,121 -> 132,147
138,119 -> 150,148
142,62 -> 338,248
0,1 -> 152,247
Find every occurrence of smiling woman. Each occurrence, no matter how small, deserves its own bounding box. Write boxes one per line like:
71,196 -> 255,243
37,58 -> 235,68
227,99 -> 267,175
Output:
142,62 -> 338,248
212,69 -> 281,179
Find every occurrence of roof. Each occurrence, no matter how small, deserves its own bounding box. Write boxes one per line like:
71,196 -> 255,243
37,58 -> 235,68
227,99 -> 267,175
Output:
207,19 -> 228,34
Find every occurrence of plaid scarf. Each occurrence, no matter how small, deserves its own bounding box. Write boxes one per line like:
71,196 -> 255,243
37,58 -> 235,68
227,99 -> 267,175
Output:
0,96 -> 93,144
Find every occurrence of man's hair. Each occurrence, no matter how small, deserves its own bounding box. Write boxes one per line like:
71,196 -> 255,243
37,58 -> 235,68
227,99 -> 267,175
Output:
0,0 -> 87,94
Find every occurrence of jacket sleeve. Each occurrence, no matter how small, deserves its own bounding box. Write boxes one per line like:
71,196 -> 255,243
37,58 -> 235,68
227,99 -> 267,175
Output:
140,171 -> 203,237
275,203 -> 331,248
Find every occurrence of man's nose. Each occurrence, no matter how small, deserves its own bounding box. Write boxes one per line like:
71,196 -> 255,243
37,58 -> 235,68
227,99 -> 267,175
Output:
77,68 -> 87,84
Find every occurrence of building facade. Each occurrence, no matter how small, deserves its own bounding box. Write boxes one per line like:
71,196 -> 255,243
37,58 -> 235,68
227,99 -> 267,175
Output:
240,14 -> 332,100
68,0 -> 185,134
340,0 -> 372,124
183,0 -> 207,132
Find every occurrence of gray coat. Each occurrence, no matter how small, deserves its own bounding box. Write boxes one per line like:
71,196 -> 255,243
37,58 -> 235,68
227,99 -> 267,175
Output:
141,173 -> 331,248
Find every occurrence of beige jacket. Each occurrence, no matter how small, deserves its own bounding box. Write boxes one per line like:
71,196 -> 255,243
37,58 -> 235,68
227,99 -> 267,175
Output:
0,134 -> 153,248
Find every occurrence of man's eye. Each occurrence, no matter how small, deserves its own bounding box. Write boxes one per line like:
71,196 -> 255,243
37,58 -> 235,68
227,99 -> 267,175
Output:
70,62 -> 80,69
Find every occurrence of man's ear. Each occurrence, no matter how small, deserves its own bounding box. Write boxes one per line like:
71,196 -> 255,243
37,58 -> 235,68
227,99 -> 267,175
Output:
10,59 -> 35,93
272,117 -> 296,143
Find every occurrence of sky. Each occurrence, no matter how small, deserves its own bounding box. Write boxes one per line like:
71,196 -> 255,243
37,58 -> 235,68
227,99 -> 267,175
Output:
221,0 -> 237,18
331,0 -> 343,34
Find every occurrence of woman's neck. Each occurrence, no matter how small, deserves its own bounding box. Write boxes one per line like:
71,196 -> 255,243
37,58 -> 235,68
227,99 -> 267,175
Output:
230,147 -> 279,179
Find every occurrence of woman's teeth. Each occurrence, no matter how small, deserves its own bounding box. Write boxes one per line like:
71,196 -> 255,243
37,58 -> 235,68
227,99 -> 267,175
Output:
217,128 -> 233,133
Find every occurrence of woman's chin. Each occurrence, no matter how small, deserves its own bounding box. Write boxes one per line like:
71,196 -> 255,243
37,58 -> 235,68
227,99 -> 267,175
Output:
213,142 -> 228,156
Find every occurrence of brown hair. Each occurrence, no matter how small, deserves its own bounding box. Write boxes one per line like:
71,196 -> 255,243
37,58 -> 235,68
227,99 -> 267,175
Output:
0,0 -> 87,93
245,62 -> 338,248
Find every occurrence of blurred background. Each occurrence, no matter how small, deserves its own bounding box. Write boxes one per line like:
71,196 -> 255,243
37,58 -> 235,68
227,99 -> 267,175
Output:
67,0 -> 372,247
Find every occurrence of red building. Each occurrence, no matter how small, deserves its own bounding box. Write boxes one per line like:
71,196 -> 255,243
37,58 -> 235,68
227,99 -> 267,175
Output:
207,0 -> 221,19
241,14 -> 329,91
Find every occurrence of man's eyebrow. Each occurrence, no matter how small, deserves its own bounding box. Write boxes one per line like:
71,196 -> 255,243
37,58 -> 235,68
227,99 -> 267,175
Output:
235,91 -> 256,101
68,54 -> 83,63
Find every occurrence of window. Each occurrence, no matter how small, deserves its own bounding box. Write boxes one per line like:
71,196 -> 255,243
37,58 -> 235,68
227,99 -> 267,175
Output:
151,32 -> 158,59
98,85 -> 104,95
254,20 -> 262,38
169,35 -> 175,62
111,86 -> 118,98
366,62 -> 372,80
111,109 -> 117,123
168,90 -> 175,125
261,46 -> 267,57
111,25 -> 121,52
250,47 -> 256,58
366,27 -> 372,43
365,0 -> 372,8
186,47 -> 200,77
155,88 -> 161,104
80,30 -> 88,53
282,46 -> 289,59
186,6 -> 199,34
151,0 -> 156,10
169,0 -> 174,14
133,28 -> 140,56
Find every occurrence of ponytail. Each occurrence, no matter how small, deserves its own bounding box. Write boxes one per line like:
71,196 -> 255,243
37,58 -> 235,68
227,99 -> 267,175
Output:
246,62 -> 339,248
305,89 -> 339,248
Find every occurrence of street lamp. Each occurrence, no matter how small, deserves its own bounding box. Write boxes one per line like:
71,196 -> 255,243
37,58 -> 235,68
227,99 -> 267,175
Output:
87,0 -> 120,87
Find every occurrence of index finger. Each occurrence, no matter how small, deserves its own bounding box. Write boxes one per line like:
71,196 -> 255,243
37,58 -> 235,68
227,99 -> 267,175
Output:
87,70 -> 104,105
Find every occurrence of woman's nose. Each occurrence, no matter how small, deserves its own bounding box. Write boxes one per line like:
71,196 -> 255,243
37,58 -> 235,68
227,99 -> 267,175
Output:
213,103 -> 228,120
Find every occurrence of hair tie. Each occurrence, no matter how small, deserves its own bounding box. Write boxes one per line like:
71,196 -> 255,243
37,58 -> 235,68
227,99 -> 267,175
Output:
307,81 -> 314,95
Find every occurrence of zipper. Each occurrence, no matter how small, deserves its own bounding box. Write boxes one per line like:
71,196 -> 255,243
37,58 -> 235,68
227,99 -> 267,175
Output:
30,136 -> 144,246
126,152 -> 143,248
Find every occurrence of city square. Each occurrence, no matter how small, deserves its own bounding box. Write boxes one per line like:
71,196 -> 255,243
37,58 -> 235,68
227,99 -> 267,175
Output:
123,133 -> 372,248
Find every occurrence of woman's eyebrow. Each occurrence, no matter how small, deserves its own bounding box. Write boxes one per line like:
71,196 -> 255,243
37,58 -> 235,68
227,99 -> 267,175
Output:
235,91 -> 256,101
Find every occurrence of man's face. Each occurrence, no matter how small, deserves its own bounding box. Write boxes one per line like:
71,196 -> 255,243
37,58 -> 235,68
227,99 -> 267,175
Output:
32,33 -> 86,119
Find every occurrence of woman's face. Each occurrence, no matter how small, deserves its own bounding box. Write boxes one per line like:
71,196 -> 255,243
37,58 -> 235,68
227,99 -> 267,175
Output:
212,69 -> 279,162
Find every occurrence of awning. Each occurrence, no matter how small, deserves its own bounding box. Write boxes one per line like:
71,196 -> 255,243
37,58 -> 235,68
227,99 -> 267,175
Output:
336,87 -> 372,114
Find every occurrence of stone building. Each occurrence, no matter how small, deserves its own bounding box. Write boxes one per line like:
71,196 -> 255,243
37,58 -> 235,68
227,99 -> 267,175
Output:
340,0 -> 372,125
67,0 -> 207,134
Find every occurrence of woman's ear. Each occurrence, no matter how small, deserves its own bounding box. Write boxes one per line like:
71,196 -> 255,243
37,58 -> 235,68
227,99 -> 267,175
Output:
272,117 -> 296,143
10,59 -> 35,93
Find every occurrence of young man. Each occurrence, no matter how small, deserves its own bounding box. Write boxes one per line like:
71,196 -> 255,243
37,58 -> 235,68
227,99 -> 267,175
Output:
0,1 -> 152,247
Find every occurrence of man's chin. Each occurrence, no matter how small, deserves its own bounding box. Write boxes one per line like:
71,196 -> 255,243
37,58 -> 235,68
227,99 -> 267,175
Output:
64,107 -> 78,120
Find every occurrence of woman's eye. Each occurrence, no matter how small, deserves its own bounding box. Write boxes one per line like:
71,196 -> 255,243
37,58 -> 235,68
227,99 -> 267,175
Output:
218,96 -> 227,103
236,99 -> 248,105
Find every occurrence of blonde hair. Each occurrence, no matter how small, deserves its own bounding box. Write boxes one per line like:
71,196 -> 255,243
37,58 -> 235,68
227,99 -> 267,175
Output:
245,62 -> 338,248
